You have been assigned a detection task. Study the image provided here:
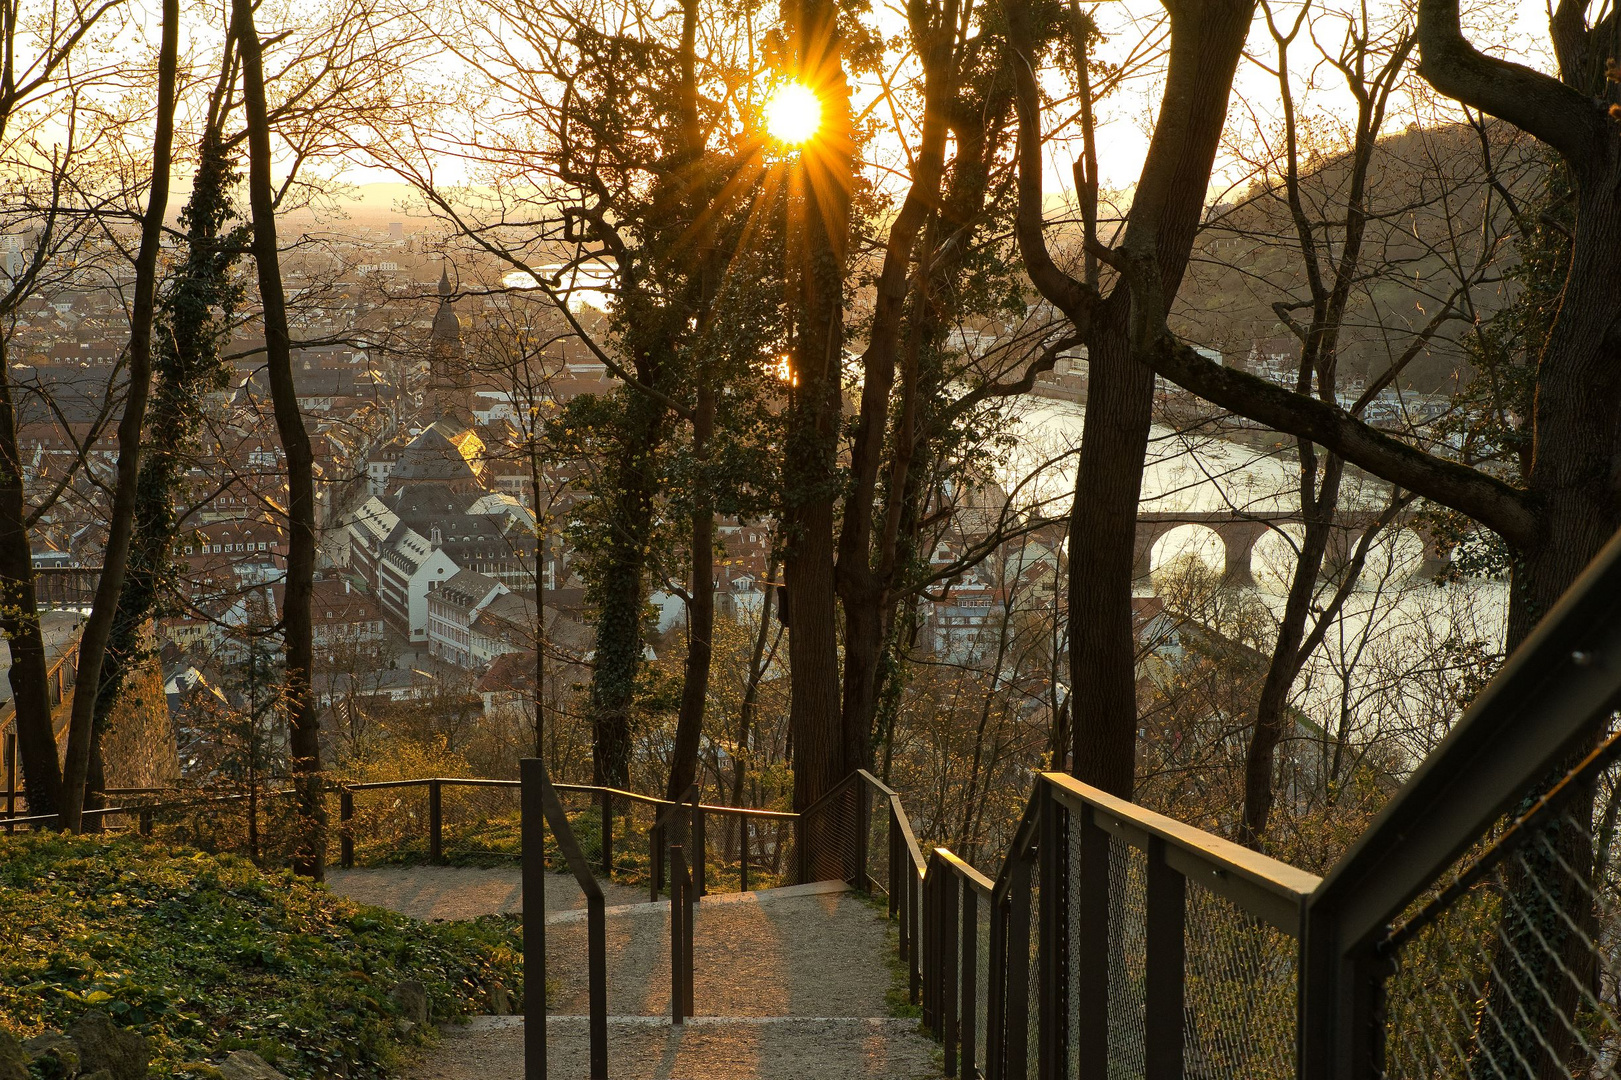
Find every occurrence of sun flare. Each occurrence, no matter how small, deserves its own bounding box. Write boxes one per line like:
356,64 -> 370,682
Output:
765,82 -> 821,145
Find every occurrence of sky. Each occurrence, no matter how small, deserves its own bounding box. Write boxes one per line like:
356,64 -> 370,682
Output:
112,0 -> 1559,222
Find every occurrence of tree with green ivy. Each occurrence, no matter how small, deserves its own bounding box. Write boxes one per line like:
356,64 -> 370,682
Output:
522,0 -> 791,790
86,126 -> 248,805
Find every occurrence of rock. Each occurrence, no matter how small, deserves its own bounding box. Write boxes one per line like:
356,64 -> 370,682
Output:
485,982 -> 511,1016
23,1034 -> 80,1077
217,1051 -> 286,1080
389,981 -> 428,1024
68,1011 -> 147,1080
0,1030 -> 29,1080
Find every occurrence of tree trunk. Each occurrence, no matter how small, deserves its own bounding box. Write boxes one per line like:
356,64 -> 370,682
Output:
236,0 -> 325,877
1241,461 -> 1339,843
835,0 -> 954,768
1010,0 -> 1257,800
1066,319 -> 1152,797
781,0 -> 854,824
668,381 -> 714,800
57,0 -> 178,830
0,342 -> 59,821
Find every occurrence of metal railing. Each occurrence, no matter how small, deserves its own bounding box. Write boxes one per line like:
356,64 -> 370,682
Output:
1300,524 -> 1621,1079
799,527 -> 1621,1078
337,776 -> 798,891
805,768 -> 1318,1079
521,758 -> 607,1080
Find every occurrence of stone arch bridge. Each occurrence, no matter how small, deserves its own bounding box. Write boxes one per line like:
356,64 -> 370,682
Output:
1133,508 -> 1450,585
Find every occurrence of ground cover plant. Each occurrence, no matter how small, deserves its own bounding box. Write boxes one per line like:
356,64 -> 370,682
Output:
0,834 -> 522,1080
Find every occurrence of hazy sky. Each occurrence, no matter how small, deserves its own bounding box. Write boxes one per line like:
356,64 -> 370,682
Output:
303,0 -> 1559,211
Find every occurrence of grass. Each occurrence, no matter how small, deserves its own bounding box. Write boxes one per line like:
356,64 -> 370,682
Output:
0,833 -> 522,1080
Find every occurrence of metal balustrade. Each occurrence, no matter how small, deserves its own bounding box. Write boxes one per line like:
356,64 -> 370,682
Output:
797,532 -> 1621,1079
808,767 -> 1317,1080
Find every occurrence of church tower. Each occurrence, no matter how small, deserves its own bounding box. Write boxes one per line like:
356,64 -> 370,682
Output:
427,266 -> 472,424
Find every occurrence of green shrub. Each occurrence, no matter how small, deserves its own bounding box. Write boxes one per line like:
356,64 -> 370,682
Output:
0,834 -> 521,1080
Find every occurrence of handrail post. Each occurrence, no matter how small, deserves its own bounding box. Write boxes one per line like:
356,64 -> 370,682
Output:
520,761 -> 547,1080
670,843 -> 695,1021
1143,836 -> 1185,1080
670,843 -> 686,1024
599,788 -> 613,877
428,779 -> 443,864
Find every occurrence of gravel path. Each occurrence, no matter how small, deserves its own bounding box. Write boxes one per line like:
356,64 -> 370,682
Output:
415,1016 -> 942,1080
545,882 -> 897,1017
326,866 -> 644,920
401,880 -> 941,1079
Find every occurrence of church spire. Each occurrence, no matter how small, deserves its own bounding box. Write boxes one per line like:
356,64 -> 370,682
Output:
427,262 -> 470,424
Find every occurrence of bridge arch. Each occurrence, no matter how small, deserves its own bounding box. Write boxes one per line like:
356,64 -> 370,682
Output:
1149,524 -> 1225,580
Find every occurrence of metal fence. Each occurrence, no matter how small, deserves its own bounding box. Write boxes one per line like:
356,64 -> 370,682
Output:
800,768 -> 1318,1080
788,533 -> 1621,1078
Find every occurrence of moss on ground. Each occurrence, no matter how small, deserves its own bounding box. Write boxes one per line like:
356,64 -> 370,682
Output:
0,834 -> 522,1080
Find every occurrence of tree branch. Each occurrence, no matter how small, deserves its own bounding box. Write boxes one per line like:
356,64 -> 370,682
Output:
1143,335 -> 1539,548
1416,0 -> 1606,173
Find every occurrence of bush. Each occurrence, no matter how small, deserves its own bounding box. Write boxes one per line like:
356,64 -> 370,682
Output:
0,834 -> 521,1080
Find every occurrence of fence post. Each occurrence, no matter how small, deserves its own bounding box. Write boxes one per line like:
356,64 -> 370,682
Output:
340,789 -> 355,869
599,788 -> 613,877
1143,836 -> 1185,1080
670,843 -> 695,1022
519,760 -> 547,1080
139,807 -> 153,837
739,817 -> 750,893
670,843 -> 686,1025
428,779 -> 443,864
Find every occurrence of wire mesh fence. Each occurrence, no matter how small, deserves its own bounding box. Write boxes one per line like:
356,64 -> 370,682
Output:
801,781 -> 859,884
1381,746 -> 1621,1079
1182,876 -> 1298,1079
1106,835 -> 1151,1078
974,888 -> 991,1079
865,785 -> 891,897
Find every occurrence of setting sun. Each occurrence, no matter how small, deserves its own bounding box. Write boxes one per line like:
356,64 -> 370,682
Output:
765,82 -> 821,145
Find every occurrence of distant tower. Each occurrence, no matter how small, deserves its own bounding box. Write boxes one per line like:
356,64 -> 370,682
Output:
427,266 -> 472,424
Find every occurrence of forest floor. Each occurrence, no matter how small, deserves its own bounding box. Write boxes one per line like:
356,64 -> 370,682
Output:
330,872 -> 943,1079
